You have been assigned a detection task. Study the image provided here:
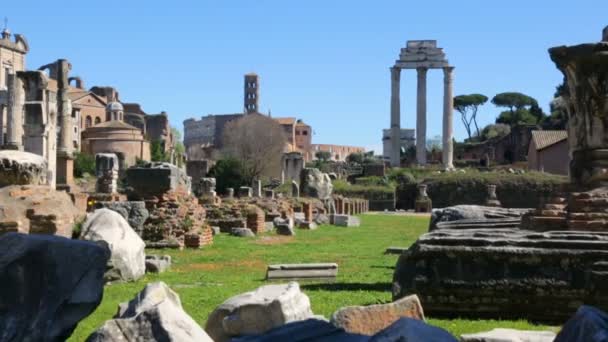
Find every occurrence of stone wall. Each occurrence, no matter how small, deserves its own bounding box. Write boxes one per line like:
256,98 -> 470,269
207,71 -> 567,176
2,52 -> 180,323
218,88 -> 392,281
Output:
393,228 -> 608,322
0,185 -> 81,238
126,162 -> 191,199
141,189 -> 212,248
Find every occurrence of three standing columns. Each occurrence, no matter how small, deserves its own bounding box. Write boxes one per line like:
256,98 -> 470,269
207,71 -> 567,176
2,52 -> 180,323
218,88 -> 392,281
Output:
389,65 -> 454,169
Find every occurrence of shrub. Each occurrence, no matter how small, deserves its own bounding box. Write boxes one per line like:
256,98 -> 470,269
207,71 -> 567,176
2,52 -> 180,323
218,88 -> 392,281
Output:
208,158 -> 248,194
354,176 -> 389,187
74,152 -> 95,178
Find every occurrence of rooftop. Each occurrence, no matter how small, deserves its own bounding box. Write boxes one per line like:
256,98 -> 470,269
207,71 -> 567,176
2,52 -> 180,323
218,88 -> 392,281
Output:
531,130 -> 568,150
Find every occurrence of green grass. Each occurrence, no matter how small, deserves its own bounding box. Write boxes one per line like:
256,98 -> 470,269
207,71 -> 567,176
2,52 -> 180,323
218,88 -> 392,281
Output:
69,214 -> 553,340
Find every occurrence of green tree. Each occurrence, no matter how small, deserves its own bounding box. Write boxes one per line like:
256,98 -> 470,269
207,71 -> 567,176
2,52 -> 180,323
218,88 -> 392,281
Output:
150,140 -> 168,162
491,92 -> 538,113
480,123 -> 511,141
208,158 -> 248,194
171,127 -> 185,167
492,92 -> 546,127
453,94 -> 488,139
495,108 -> 539,126
73,152 -> 95,177
315,151 -> 332,162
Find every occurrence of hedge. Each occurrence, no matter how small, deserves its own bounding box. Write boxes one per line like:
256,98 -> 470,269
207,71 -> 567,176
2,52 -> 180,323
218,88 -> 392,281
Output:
396,171 -> 567,209
333,180 -> 396,210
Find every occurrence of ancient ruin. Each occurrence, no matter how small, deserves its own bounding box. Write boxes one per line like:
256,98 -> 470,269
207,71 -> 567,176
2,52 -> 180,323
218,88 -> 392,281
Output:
389,40 -> 454,168
393,27 -> 608,322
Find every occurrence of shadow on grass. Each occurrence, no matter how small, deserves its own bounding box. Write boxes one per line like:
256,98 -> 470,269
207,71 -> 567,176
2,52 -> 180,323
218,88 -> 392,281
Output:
370,265 -> 395,270
301,282 -> 391,292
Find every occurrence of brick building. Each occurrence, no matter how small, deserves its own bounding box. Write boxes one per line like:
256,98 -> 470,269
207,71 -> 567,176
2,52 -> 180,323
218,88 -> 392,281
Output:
528,130 -> 569,175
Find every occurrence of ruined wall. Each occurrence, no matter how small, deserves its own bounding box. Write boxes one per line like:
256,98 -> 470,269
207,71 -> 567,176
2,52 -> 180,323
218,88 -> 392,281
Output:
145,113 -> 172,151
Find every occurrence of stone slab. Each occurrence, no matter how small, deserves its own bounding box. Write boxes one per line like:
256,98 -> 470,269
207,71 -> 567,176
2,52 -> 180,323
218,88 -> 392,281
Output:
332,214 -> 361,227
460,328 -> 556,342
266,263 -> 338,281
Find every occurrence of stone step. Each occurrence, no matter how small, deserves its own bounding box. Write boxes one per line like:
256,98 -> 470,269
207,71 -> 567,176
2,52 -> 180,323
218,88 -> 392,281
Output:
266,263 -> 338,281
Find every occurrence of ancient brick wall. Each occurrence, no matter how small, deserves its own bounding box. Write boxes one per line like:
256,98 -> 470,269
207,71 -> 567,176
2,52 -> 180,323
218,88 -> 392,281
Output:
142,189 -> 212,248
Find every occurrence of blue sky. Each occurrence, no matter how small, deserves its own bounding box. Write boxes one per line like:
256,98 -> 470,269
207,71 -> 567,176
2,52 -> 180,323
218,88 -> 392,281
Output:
3,1 -> 607,153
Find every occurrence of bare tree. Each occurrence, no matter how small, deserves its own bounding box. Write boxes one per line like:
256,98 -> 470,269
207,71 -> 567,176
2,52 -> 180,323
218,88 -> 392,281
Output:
222,114 -> 287,183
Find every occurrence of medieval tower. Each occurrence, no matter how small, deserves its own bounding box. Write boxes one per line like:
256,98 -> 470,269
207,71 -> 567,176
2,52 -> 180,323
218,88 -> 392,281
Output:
244,73 -> 259,114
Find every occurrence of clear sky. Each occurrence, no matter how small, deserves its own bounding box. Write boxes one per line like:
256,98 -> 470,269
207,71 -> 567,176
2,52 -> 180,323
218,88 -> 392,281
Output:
3,1 -> 607,153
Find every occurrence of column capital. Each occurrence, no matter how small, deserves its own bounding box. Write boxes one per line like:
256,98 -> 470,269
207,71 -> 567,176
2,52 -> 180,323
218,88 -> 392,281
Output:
443,66 -> 455,82
416,66 -> 428,74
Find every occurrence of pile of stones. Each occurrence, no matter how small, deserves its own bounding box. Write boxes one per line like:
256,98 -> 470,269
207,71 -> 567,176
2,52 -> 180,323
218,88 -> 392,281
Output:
126,162 -> 213,248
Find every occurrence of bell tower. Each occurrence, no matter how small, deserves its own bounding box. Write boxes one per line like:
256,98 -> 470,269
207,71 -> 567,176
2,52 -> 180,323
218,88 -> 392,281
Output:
244,73 -> 259,114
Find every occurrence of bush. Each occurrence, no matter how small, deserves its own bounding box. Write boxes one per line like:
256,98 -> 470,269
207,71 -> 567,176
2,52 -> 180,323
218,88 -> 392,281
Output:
74,152 -> 95,178
354,176 -> 390,187
333,179 -> 396,210
208,158 -> 248,195
395,170 -> 567,209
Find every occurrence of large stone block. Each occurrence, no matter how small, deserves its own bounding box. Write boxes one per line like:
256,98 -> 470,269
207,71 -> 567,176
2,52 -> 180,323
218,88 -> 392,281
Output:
330,295 -> 424,335
81,209 -> 146,282
0,150 -> 46,187
393,228 -> 608,322
94,201 -> 149,235
430,205 -> 532,231
300,168 -> 333,200
205,282 -> 314,342
0,233 -> 110,341
333,214 -> 361,227
0,185 -> 81,237
87,282 -> 212,342
126,162 -> 191,198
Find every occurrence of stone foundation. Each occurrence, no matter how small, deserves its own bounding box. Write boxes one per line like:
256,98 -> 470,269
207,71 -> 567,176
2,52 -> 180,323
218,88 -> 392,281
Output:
393,228 -> 608,322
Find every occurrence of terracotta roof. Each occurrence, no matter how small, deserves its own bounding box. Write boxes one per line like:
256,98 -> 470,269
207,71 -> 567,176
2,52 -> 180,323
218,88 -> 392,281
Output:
274,117 -> 296,125
90,120 -> 139,130
531,130 -> 568,151
67,91 -> 89,101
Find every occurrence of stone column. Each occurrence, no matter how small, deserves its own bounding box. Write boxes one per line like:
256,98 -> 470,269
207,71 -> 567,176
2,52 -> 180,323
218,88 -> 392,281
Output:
442,67 -> 455,170
56,60 -> 74,189
5,73 -> 23,150
0,104 -> 4,146
416,67 -> 428,165
390,66 -> 401,167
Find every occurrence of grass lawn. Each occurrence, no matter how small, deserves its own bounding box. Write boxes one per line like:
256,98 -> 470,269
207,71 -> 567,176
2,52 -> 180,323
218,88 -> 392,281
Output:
69,213 -> 553,340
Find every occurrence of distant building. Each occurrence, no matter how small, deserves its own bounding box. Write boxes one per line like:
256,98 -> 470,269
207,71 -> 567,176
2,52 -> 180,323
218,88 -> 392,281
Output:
458,125 -> 537,165
311,144 -> 365,162
528,130 -> 568,175
183,73 -> 314,161
382,128 -> 415,162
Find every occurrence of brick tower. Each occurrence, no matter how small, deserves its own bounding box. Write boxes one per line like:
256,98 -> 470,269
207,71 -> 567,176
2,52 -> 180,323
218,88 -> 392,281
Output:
244,73 -> 259,114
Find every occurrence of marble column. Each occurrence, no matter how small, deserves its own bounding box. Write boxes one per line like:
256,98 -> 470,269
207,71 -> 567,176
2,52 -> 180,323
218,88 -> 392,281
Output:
390,66 -> 401,167
416,67 -> 428,165
442,67 -> 455,170
5,73 -> 22,150
56,59 -> 74,188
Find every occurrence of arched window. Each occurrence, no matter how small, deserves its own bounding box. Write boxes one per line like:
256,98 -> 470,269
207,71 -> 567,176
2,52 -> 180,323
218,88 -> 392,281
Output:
85,116 -> 92,128
94,117 -> 101,125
